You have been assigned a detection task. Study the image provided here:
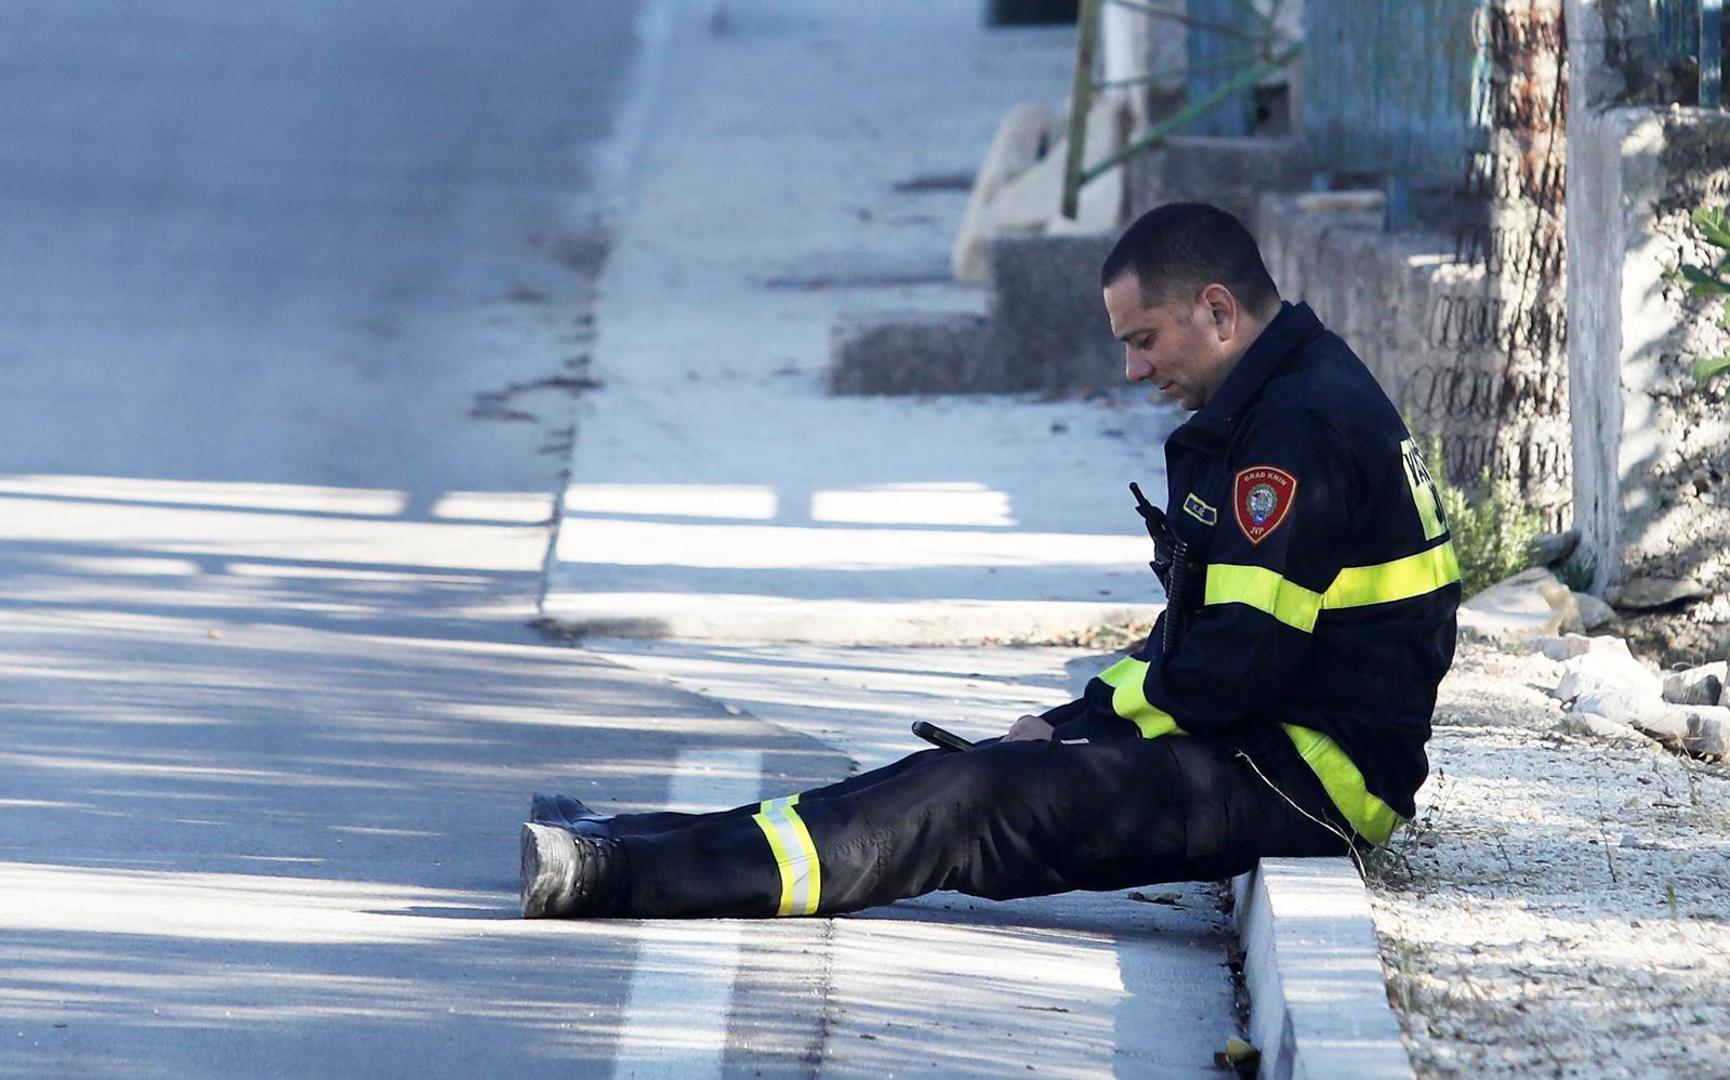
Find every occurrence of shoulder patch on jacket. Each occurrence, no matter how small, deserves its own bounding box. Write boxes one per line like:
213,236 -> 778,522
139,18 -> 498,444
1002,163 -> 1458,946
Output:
1234,465 -> 1297,544
1182,493 -> 1218,526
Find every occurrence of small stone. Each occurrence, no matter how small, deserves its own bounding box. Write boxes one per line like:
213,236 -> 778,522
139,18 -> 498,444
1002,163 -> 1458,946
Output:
1533,633 -> 1592,660
1681,705 -> 1730,757
1574,592 -> 1616,631
1528,529 -> 1580,567
1625,705 -> 1694,749
1608,575 -> 1711,612
1570,689 -> 1676,732
1553,641 -> 1661,701
1557,711 -> 1652,744
1661,662 -> 1726,706
1459,568 -> 1579,643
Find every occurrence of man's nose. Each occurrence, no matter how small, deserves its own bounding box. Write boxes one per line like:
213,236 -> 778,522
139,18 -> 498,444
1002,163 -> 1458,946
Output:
1124,348 -> 1152,382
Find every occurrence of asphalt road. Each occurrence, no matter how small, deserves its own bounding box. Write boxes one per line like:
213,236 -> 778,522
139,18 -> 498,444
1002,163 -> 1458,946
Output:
0,5 -> 845,1075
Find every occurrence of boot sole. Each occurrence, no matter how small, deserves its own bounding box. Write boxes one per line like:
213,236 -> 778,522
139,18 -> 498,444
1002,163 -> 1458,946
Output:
520,822 -> 576,918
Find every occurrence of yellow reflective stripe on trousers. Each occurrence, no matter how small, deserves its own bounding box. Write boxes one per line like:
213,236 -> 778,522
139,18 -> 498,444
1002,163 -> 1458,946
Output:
751,794 -> 821,916
1279,723 -> 1402,846
1097,657 -> 1184,739
1205,564 -> 1322,632
1204,540 -> 1460,630
1322,541 -> 1460,610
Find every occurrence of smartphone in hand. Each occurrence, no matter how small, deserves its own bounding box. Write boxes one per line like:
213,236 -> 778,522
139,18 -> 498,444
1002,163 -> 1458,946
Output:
911,720 -> 974,753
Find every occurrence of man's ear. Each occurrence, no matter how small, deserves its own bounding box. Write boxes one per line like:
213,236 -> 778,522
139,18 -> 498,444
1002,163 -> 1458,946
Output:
1200,283 -> 1237,341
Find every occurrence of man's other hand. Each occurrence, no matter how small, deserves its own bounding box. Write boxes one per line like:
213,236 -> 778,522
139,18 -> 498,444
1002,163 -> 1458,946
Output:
1003,714 -> 1055,742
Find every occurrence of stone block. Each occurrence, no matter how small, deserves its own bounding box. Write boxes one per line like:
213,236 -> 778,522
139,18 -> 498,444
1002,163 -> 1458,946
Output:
1662,662 -> 1726,706
981,233 -> 1121,392
1126,136 -> 1308,228
828,312 -> 990,395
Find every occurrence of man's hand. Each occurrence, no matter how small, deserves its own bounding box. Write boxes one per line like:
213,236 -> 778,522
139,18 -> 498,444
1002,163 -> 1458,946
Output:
1003,714 -> 1055,742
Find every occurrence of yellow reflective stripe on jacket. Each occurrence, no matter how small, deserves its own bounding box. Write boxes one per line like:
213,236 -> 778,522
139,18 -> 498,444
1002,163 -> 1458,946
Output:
1322,541 -> 1460,611
1205,564 -> 1323,632
751,794 -> 821,916
1097,657 -> 1185,739
1204,540 -> 1460,632
1279,723 -> 1403,845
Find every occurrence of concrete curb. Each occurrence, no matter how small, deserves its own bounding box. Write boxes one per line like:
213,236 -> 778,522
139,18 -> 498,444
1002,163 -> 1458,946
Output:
1232,858 -> 1414,1079
539,594 -> 1150,646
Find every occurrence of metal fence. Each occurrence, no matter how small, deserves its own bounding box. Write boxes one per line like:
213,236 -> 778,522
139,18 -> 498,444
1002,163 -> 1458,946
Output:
1653,0 -> 1724,107
1300,0 -> 1482,187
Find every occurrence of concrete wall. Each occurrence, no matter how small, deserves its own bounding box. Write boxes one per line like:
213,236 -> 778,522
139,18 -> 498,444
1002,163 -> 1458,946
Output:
1567,106 -> 1730,600
1125,135 -> 1308,231
1254,191 -> 1573,505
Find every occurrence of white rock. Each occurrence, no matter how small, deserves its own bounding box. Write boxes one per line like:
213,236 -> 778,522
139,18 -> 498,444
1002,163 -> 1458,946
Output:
1553,643 -> 1661,702
1574,592 -> 1616,631
951,103 -> 1057,284
1533,634 -> 1592,660
1568,689 -> 1677,732
1680,705 -> 1730,757
1534,633 -> 1633,662
1622,705 -> 1695,748
1458,567 -> 1582,644
1661,661 -> 1726,706
1556,711 -> 1654,745
951,97 -> 1123,283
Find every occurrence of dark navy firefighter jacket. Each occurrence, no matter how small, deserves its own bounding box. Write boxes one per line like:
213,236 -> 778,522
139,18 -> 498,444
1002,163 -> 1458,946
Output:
1045,301 -> 1460,842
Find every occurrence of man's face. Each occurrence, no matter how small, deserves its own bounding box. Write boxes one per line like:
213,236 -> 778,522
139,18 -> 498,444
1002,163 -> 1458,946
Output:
1103,274 -> 1240,411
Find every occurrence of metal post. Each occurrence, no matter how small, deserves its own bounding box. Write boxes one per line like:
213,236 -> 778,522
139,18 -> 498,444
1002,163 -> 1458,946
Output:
1061,0 -> 1105,220
1702,0 -> 1723,107
1384,174 -> 1411,232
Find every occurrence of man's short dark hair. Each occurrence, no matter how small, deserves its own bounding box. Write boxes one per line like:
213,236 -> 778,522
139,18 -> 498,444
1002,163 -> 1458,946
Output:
1100,202 -> 1280,316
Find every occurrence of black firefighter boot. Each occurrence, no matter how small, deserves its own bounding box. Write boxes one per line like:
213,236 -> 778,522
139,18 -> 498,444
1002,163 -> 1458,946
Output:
519,822 -> 627,918
529,792 -> 612,837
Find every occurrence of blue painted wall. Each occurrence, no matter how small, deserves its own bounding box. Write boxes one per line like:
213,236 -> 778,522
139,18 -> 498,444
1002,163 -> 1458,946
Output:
1301,0 -> 1485,184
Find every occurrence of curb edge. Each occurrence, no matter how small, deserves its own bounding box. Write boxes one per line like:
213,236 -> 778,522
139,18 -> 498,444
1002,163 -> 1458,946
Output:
1232,858 -> 1414,1080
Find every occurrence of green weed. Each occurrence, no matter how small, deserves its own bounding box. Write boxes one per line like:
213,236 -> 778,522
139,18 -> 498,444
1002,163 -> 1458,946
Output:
1421,434 -> 1547,597
1668,203 -> 1730,384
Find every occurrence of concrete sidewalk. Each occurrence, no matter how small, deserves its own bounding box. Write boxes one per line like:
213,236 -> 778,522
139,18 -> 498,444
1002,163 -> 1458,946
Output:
540,0 -> 1179,645
585,638 -> 1238,1076
540,4 -> 1412,1076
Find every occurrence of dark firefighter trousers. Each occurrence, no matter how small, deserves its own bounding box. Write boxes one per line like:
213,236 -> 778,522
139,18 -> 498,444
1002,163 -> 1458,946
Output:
566,719 -> 1356,919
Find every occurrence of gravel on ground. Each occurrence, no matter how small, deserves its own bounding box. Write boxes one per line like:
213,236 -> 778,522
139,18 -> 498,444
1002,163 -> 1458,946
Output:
1367,638 -> 1730,1077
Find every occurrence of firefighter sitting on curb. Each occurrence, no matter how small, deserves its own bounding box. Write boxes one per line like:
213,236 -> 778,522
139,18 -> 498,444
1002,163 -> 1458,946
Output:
519,201 -> 1462,920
